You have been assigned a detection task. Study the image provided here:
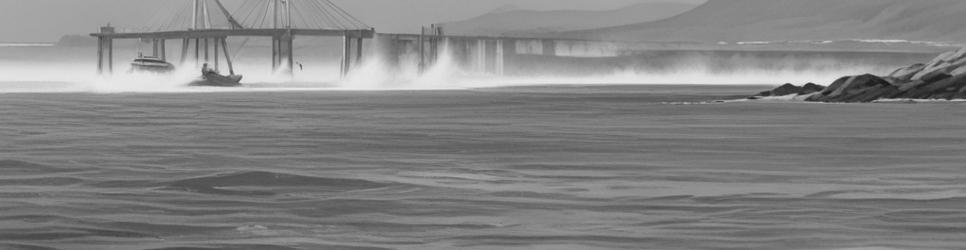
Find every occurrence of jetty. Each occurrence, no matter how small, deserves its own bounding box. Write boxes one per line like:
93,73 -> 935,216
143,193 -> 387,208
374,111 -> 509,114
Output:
92,0 -> 642,80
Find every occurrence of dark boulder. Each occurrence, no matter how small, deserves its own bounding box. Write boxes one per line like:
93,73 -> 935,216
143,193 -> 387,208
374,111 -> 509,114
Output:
912,62 -> 946,81
807,77 -> 851,101
808,74 -> 891,102
821,76 -> 853,96
750,47 -> 966,102
919,71 -> 953,83
801,83 -> 825,94
756,83 -> 803,97
889,63 -> 925,82
880,77 -> 904,87
897,80 -> 928,92
848,74 -> 893,89
896,73 -> 966,99
844,85 -> 901,103
750,83 -> 828,100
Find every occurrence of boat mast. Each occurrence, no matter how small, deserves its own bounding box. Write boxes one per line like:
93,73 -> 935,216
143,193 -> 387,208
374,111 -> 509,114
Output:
286,0 -> 292,29
221,38 -> 234,75
202,0 -> 211,29
192,0 -> 198,30
273,0 -> 279,29
213,0 -> 244,29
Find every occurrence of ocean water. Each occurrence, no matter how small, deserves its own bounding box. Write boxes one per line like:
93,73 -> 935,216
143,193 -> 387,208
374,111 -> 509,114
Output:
2,85 -> 966,250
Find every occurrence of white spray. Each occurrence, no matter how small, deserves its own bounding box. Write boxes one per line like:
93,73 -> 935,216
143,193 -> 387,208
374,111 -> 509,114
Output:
0,43 -> 926,93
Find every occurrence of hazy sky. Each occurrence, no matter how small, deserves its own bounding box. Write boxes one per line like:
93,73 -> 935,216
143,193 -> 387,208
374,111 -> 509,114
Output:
0,0 -> 704,42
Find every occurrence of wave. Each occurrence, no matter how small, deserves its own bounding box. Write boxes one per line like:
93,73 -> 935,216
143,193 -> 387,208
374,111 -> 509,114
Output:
0,177 -> 84,186
0,243 -> 60,250
0,226 -> 152,241
161,171 -> 389,196
143,244 -> 386,250
0,159 -> 80,175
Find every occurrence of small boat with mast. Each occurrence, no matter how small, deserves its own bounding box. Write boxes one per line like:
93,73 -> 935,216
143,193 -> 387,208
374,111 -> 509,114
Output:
190,62 -> 242,87
187,0 -> 244,87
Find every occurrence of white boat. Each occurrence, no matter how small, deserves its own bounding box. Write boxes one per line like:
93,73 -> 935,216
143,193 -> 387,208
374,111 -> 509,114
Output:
130,56 -> 175,73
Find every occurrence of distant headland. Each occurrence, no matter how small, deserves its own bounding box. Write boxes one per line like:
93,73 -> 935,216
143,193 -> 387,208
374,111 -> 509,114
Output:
56,34 -> 96,47
750,47 -> 966,102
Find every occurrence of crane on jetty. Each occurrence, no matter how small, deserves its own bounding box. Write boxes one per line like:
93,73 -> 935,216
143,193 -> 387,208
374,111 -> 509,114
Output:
91,0 -> 374,81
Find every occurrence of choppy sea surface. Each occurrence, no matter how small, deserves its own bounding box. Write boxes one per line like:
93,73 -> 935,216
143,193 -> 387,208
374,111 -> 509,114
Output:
2,85 -> 966,250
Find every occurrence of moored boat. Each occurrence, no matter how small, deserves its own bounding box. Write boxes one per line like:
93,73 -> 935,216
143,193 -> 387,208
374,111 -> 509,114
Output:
130,56 -> 175,73
189,63 -> 243,87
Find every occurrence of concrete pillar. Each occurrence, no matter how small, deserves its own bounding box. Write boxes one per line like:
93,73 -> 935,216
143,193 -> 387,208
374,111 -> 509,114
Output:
485,40 -> 497,73
496,40 -> 504,76
464,39 -> 474,68
476,39 -> 486,72
429,32 -> 438,66
418,28 -> 425,73
355,37 -> 363,65
180,39 -> 189,65
194,39 -> 200,66
152,39 -> 159,57
341,34 -> 351,78
542,39 -> 556,56
159,39 -> 166,61
214,38 -> 220,71
463,40 -> 474,71
107,38 -> 113,74
271,37 -> 278,72
283,32 -> 294,77
95,26 -> 115,76
97,37 -> 104,75
203,38 -> 209,63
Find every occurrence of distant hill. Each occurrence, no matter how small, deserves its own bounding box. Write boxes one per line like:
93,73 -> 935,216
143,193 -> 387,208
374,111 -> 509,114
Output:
559,0 -> 966,43
56,35 -> 96,47
440,2 -> 700,36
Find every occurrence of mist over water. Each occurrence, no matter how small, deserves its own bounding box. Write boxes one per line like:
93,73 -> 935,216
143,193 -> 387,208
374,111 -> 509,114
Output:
0,44 -> 937,93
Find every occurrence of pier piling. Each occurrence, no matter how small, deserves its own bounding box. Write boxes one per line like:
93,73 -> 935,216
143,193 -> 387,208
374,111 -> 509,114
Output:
95,26 -> 115,76
194,39 -> 200,66
341,32 -> 352,77
180,39 -> 189,64
213,38 -> 219,71
356,37 -> 363,65
283,32 -> 294,76
159,39 -> 166,61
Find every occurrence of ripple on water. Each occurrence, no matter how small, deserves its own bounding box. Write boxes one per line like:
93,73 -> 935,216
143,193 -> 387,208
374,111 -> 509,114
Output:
0,159 -> 81,176
161,171 -> 391,196
142,244 -> 390,250
0,243 -> 60,250
2,87 -> 966,249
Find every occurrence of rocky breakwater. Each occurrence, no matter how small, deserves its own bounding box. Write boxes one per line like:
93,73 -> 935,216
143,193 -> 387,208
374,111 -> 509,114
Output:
750,47 -> 966,102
